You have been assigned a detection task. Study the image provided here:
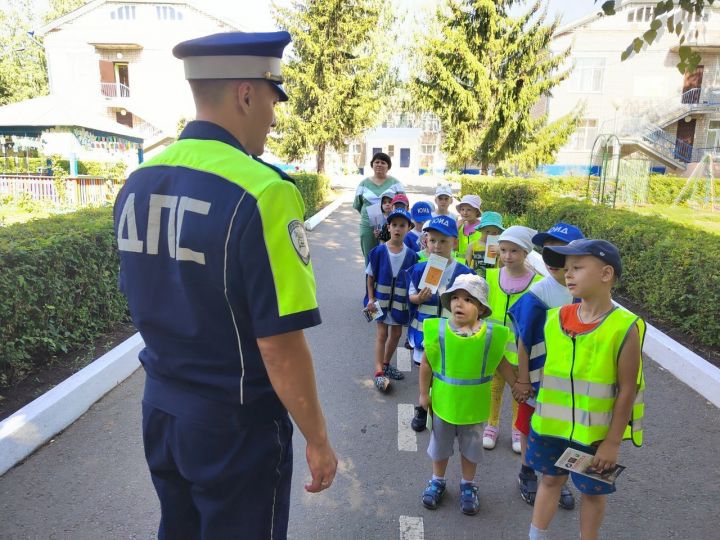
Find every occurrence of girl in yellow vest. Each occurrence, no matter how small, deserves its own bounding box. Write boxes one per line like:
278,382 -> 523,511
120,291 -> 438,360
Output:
418,274 -> 522,516
464,211 -> 504,278
484,226 -> 542,452
527,240 -> 644,540
455,194 -> 483,258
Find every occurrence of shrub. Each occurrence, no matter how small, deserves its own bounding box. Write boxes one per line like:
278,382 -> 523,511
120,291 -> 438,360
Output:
0,173 -> 331,387
647,174 -> 720,205
524,198 -> 720,349
291,173 -> 330,218
459,175 -> 584,215
0,208 -> 128,387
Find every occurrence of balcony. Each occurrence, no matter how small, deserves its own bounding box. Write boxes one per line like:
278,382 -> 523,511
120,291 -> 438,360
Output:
100,82 -> 130,98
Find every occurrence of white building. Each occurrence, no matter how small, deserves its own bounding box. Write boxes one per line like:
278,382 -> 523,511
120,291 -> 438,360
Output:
36,0 -> 244,155
542,0 -> 720,175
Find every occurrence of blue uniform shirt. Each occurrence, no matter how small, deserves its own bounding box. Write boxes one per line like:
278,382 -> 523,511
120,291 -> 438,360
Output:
115,121 -> 321,416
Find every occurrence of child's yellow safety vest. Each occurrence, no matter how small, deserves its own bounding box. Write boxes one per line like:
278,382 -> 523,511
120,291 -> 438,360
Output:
531,307 -> 646,447
424,318 -> 508,425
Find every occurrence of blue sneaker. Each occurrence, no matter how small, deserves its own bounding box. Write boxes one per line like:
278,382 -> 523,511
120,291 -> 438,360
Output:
460,483 -> 480,515
422,479 -> 446,509
383,363 -> 405,380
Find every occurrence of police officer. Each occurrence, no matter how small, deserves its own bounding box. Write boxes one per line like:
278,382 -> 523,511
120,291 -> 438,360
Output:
114,31 -> 337,539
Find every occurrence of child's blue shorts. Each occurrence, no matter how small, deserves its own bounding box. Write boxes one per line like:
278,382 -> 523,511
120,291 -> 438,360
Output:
527,429 -> 616,495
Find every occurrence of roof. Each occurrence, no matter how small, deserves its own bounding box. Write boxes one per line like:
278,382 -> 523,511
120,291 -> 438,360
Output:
36,0 -> 243,37
0,95 -> 144,143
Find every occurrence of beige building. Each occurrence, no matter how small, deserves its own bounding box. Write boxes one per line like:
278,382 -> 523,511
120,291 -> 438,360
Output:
544,0 -> 720,175
36,0 -> 244,155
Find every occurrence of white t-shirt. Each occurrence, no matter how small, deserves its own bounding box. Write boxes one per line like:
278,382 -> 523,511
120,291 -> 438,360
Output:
366,245 -> 409,278
529,275 -> 573,309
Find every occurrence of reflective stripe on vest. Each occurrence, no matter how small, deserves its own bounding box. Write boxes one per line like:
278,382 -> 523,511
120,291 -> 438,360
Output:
485,268 -> 541,366
531,307 -> 646,447
434,321 -> 495,386
424,318 -> 509,425
377,283 -> 408,296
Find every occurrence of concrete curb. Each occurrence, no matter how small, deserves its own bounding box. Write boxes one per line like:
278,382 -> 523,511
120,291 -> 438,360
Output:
304,191 -> 353,231
0,333 -> 143,476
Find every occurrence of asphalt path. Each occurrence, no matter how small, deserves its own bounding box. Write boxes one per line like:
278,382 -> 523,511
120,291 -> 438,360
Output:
0,199 -> 718,539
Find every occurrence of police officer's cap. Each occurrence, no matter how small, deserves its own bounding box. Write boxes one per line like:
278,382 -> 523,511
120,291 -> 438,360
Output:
173,31 -> 291,102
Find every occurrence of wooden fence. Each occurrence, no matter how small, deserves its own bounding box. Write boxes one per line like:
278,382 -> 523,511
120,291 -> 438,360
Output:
0,175 -> 122,207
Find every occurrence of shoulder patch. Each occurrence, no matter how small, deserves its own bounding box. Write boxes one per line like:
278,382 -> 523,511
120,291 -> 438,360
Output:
288,219 -> 310,265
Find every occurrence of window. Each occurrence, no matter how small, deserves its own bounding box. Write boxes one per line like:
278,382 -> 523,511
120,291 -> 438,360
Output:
110,6 -> 136,20
570,58 -> 605,93
420,144 -> 437,154
627,10 -> 634,22
567,119 -> 598,151
156,6 -> 183,20
708,121 -> 720,150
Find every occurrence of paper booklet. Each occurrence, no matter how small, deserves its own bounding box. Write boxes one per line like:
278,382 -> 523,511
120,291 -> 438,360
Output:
362,300 -> 384,322
366,203 -> 385,229
554,447 -> 626,485
419,254 -> 448,294
483,235 -> 499,265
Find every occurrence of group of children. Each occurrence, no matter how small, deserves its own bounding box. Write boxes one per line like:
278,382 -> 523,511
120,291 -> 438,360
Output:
363,185 -> 645,539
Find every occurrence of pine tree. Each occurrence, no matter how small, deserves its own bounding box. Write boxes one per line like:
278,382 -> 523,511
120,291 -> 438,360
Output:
412,0 -> 580,173
272,0 -> 396,173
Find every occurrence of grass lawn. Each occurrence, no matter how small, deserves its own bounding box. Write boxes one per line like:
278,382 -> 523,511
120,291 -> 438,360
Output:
0,205 -> 57,226
621,203 -> 720,234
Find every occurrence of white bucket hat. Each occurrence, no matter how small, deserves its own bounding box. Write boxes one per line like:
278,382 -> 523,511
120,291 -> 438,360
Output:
497,225 -> 537,254
440,274 -> 492,318
455,194 -> 482,212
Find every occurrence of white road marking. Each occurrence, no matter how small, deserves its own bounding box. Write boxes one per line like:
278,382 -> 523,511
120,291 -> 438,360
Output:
399,516 -> 424,540
397,403 -> 417,452
396,347 -> 412,372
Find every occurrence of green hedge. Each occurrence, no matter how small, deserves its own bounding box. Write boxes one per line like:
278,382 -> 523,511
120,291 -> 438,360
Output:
0,157 -> 128,179
292,173 -> 330,218
647,174 -> 720,205
460,176 -> 720,349
0,172 -> 329,388
0,208 -> 128,387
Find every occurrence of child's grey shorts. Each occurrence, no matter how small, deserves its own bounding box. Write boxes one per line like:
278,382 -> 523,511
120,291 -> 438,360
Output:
427,413 -> 484,463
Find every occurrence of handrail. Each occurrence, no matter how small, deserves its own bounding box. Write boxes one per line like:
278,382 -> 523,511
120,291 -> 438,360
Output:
100,82 -> 131,98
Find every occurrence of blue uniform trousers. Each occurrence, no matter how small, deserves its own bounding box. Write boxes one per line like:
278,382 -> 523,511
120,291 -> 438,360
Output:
142,402 -> 293,539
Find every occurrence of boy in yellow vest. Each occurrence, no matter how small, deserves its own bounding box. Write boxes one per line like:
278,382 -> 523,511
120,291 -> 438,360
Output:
528,240 -> 645,540
418,274 -> 520,516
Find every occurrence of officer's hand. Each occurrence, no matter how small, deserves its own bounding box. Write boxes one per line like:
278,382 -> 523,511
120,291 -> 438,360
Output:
418,287 -> 432,302
305,440 -> 338,493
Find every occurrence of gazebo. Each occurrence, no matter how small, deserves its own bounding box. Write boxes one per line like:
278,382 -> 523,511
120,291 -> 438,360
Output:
0,94 -> 144,174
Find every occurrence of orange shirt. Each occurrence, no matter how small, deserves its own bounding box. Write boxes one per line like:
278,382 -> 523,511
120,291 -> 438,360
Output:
560,303 -> 601,338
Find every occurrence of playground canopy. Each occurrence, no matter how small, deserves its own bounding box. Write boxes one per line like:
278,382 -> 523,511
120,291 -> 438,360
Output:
0,94 -> 144,168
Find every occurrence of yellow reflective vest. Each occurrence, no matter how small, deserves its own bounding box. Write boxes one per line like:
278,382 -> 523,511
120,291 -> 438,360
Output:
424,318 -> 509,425
486,267 -> 542,365
531,306 -> 646,447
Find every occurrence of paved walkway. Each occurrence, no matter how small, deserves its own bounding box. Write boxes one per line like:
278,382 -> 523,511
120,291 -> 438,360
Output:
1,200 -> 718,539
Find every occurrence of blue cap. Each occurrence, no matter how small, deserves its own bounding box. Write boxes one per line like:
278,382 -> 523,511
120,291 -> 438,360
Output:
172,31 -> 291,101
411,201 -> 433,222
424,215 -> 458,238
386,208 -> 414,229
532,222 -> 585,247
542,239 -> 622,278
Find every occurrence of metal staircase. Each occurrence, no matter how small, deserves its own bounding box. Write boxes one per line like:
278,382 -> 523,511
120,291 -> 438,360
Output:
602,87 -> 720,171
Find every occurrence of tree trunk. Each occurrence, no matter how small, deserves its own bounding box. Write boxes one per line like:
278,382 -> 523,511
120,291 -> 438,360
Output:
316,144 -> 326,174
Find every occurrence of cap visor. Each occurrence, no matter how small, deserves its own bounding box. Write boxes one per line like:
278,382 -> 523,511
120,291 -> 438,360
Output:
542,244 -> 590,268
532,232 -> 551,247
272,83 -> 289,102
